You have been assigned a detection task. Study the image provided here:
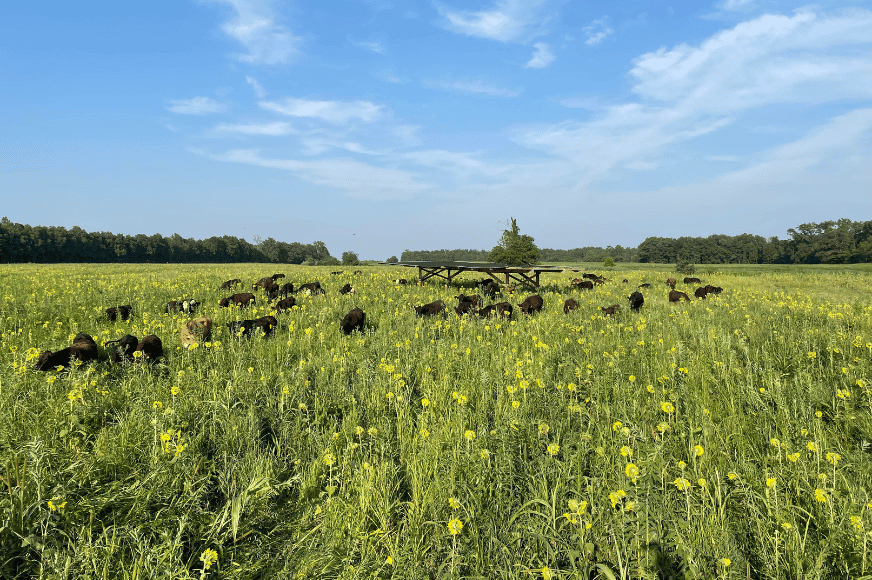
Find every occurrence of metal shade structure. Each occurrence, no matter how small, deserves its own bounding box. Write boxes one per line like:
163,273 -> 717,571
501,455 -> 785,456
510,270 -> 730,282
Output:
397,261 -> 564,287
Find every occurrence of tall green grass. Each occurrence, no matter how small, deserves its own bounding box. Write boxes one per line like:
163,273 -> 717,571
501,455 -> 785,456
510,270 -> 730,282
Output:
0,264 -> 870,579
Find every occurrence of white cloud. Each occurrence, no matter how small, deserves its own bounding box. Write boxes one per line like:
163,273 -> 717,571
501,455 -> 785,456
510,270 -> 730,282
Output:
583,17 -> 613,46
167,97 -> 226,115
215,149 -> 431,200
435,0 -> 548,42
719,0 -> 755,12
206,0 -> 301,65
213,121 -> 294,135
259,98 -> 384,124
352,39 -> 386,54
525,42 -> 555,68
246,76 -> 267,98
423,78 -> 521,97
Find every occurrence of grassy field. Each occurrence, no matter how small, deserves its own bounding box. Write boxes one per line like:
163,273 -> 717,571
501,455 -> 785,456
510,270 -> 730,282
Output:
1,263 -> 871,579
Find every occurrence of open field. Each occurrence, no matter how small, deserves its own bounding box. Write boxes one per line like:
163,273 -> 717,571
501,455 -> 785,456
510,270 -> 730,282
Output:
1,263 -> 871,579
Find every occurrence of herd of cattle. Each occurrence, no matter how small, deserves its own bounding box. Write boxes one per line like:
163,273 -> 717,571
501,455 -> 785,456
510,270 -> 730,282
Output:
32,271 -> 723,372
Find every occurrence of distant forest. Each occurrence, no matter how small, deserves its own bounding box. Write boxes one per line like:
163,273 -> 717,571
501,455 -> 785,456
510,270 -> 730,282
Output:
2,217 -> 869,265
0,217 -> 338,264
402,219 -> 872,265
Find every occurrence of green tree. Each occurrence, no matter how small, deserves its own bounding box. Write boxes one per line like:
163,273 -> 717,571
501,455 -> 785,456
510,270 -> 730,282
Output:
386,256 -> 399,263
342,251 -> 360,265
603,256 -> 615,268
488,218 -> 540,266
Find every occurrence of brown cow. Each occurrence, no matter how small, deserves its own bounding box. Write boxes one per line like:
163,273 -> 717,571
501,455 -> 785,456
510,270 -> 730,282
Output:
253,276 -> 274,290
694,287 -> 709,299
518,294 -> 544,315
219,293 -> 256,307
340,308 -> 366,335
228,316 -> 278,338
628,292 -> 644,311
275,297 -> 296,313
455,301 -> 477,315
669,290 -> 691,302
638,283 -> 651,289
666,278 -> 676,289
572,279 -> 594,290
601,305 -> 621,316
181,317 -> 212,347
479,302 -> 513,317
221,279 -> 242,290
34,333 -> 99,371
684,277 -> 702,284
271,273 -> 285,281
456,294 -> 482,308
106,305 -> 132,322
135,335 -> 163,362
563,298 -> 579,313
415,300 -> 445,317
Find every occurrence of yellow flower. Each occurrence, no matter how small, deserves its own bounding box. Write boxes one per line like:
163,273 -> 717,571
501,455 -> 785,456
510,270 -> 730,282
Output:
368,427 -> 378,436
646,385 -> 655,393
660,402 -> 674,413
355,426 -> 364,436
542,566 -> 554,580
480,449 -> 491,460
420,429 -> 430,438
447,518 -> 463,535
547,443 -> 560,456
512,400 -> 520,409
612,421 -> 622,431
464,430 -> 476,441
673,477 -> 692,491
766,477 -> 776,488
386,556 -> 393,565
781,522 -> 792,530
628,375 -> 636,382
814,488 -> 827,503
421,398 -> 430,407
720,558 -> 731,567
678,461 -> 686,470
200,548 -> 218,571
770,438 -> 780,448
850,516 -> 863,532
625,463 -> 640,480
807,442 -> 817,453
694,445 -> 704,457
815,411 -> 823,418
787,452 -> 800,463
609,489 -> 626,508
826,452 -> 841,465
448,497 -> 460,509
620,446 -> 632,458
323,453 -> 336,466
727,472 -> 738,480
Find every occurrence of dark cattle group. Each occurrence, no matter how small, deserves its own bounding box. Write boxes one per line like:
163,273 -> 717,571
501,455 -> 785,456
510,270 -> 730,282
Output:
106,305 -> 132,322
35,333 -> 98,371
166,299 -> 199,315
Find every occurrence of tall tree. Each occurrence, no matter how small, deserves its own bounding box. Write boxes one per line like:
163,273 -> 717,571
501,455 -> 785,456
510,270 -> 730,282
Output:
488,218 -> 540,266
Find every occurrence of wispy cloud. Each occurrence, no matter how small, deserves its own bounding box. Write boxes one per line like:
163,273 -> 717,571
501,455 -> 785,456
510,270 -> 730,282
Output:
583,17 -> 613,46
206,0 -> 301,65
719,0 -> 755,12
351,38 -> 386,54
435,0 -> 548,43
213,121 -> 294,136
525,42 -> 555,68
215,149 -> 431,200
167,96 -> 226,115
246,76 -> 267,98
259,98 -> 384,124
423,78 -> 522,97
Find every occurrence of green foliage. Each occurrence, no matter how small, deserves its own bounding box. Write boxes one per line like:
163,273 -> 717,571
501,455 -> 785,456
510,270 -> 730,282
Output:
675,260 -> 696,275
318,255 -> 341,266
386,256 -> 399,263
341,251 -> 360,266
488,217 -> 540,266
603,256 -> 615,268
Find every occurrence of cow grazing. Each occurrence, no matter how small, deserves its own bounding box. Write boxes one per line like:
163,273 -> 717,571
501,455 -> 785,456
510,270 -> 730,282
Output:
253,276 -> 274,290
455,301 -> 478,315
271,273 -> 285,281
638,283 -> 651,289
275,296 -> 296,313
339,283 -> 354,295
479,302 -> 513,317
582,273 -> 600,280
330,271 -> 344,275
684,277 -> 702,285
340,308 -> 366,335
593,276 -> 607,286
518,294 -> 544,315
669,290 -> 691,302
394,279 -> 408,285
601,305 -> 621,316
233,293 -> 256,307
228,316 -> 278,338
106,305 -> 132,322
180,317 -> 212,347
571,279 -> 594,290
481,281 -> 501,299
563,298 -> 579,313
704,285 -> 723,295
165,299 -> 199,315
628,292 -> 644,312
34,333 -> 99,371
694,287 -> 709,299
135,335 -> 163,363
353,270 -> 363,275
415,300 -> 446,317
299,282 -> 325,295
221,279 -> 242,290
106,334 -> 138,364
666,278 -> 677,289
456,294 -> 482,308
269,282 -> 294,301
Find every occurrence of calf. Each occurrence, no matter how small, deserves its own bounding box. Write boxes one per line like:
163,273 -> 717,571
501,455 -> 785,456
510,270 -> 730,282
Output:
518,294 -> 544,315
135,335 -> 163,363
106,334 -> 138,364
275,296 -> 297,313
571,279 -> 594,290
228,316 -> 278,338
340,308 -> 366,335
231,293 -> 256,307
299,282 -> 325,295
415,300 -> 446,317
456,294 -> 482,308
684,277 -> 702,284
339,283 -> 354,295
165,299 -> 199,315
601,304 -> 621,316
221,279 -> 242,290
479,302 -> 513,317
668,290 -> 691,302
628,292 -> 644,312
180,317 -> 212,347
106,305 -> 133,322
563,298 -> 579,313
34,333 -> 99,371
666,278 -> 676,289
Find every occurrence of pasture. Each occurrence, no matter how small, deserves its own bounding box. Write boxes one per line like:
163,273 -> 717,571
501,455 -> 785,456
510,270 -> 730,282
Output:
1,263 -> 871,579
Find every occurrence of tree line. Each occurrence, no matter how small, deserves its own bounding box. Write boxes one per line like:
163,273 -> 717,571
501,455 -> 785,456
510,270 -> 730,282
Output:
0,217 -> 340,264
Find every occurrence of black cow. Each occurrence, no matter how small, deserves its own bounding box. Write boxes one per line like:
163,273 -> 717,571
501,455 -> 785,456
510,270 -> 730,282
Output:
572,279 -> 594,290
456,294 -> 482,308
638,283 -> 651,289
478,279 -> 500,298
135,335 -> 163,363
628,292 -> 644,311
353,270 -> 363,275
669,290 -> 691,302
582,273 -> 599,280
479,302 -> 513,317
601,305 -> 621,316
339,284 -> 354,295
269,282 -> 294,300
275,297 -> 296,313
340,308 -> 366,335
684,277 -> 702,284
704,285 -> 723,294
165,299 -> 199,315
228,316 -> 278,338
455,301 -> 477,315
415,300 -> 446,317
221,279 -> 242,290
694,287 -> 709,299
563,298 -> 579,313
299,282 -> 325,295
106,305 -> 133,322
253,276 -> 274,290
220,293 -> 256,308
518,295 -> 544,315
34,333 -> 99,371
106,334 -> 138,364
330,271 -> 344,275
271,273 -> 285,281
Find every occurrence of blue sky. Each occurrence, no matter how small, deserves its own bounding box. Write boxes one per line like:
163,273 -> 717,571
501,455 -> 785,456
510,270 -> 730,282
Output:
2,0 -> 870,260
